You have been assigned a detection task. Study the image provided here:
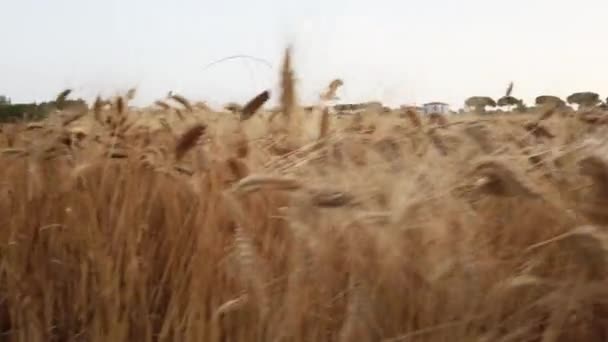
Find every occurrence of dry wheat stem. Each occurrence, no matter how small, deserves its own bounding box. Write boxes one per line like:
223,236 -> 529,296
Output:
232,174 -> 302,195
525,225 -> 608,253
382,315 -> 485,342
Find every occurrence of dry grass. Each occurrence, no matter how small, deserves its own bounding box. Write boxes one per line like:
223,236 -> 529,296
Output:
2,51 -> 608,341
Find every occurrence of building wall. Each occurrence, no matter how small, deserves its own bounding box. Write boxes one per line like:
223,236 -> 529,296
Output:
423,103 -> 450,115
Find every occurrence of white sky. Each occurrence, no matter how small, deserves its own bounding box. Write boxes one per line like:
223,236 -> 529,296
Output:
1,0 -> 607,109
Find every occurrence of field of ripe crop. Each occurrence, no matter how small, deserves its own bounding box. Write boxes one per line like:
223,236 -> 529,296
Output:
1,51 -> 608,342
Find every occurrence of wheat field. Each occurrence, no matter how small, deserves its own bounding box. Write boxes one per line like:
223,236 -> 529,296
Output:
1,50 -> 608,342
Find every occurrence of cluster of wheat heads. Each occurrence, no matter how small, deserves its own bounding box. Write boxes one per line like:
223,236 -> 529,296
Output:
3,50 -> 608,341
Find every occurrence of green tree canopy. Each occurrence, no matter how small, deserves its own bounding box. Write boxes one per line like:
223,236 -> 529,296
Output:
0,98 -> 87,123
497,96 -> 520,107
535,95 -> 565,107
567,92 -> 600,109
465,96 -> 496,114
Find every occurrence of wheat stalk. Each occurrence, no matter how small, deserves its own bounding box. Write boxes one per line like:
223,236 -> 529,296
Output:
428,113 -> 448,127
537,104 -> 557,122
93,96 -> 105,123
523,122 -> 555,139
404,108 -> 422,128
232,174 -> 301,195
319,108 -> 330,140
463,123 -> 494,153
221,192 -> 270,320
579,155 -> 608,191
61,111 -> 86,127
472,158 -> 539,197
427,129 -> 449,156
310,189 -> 354,207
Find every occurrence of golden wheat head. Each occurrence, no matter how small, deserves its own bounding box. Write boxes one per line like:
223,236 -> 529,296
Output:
170,94 -> 193,112
280,46 -> 296,118
155,100 -> 171,110
321,78 -> 344,101
126,88 -> 137,100
241,90 -> 270,121
175,123 -> 207,161
55,88 -> 72,109
472,158 -> 539,197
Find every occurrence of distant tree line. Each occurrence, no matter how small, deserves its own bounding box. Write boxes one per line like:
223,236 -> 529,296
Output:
0,95 -> 87,123
464,83 -> 606,114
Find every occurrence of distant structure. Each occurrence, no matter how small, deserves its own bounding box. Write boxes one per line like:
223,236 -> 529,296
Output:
334,101 -> 381,112
423,102 -> 450,115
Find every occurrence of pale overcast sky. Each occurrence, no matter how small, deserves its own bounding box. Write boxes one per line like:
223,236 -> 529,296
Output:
1,0 -> 607,109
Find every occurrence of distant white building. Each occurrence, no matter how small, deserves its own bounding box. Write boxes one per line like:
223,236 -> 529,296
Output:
423,102 -> 450,115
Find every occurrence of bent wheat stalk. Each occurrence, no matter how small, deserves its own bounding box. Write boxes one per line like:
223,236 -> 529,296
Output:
231,174 -> 301,195
241,90 -> 270,121
170,94 -> 193,112
175,124 -> 206,161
